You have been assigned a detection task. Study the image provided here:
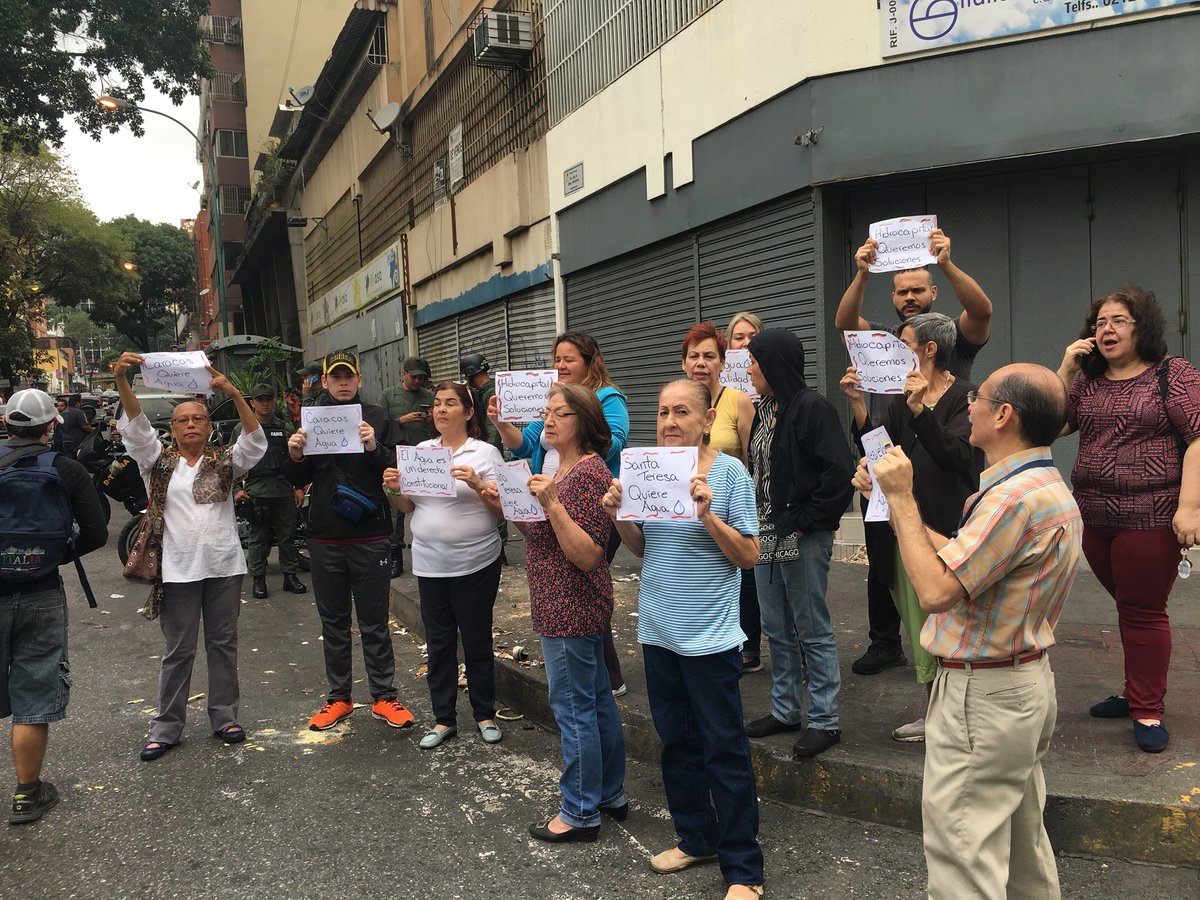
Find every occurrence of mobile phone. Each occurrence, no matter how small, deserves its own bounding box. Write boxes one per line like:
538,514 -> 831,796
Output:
419,403 -> 432,415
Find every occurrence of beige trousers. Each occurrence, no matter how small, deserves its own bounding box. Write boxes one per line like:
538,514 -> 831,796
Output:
923,654 -> 1059,900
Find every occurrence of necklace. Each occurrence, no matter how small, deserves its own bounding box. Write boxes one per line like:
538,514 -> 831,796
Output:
554,452 -> 593,483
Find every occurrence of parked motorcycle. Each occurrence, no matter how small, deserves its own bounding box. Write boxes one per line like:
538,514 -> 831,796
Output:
76,424 -> 148,526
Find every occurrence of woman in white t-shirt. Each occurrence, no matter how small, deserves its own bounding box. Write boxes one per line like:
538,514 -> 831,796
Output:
383,381 -> 504,749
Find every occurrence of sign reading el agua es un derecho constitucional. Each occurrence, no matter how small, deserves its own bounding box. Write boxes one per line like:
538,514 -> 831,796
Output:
881,0 -> 1192,59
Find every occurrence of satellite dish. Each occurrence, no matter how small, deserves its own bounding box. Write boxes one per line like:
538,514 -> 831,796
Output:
367,102 -> 402,133
289,85 -> 315,107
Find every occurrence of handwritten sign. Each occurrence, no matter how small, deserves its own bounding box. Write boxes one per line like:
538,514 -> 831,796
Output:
861,427 -> 895,523
140,351 -> 213,395
494,370 -> 558,422
719,348 -> 758,400
396,445 -> 454,496
301,404 -> 363,455
617,447 -> 697,522
868,215 -> 938,274
495,460 -> 545,522
844,331 -> 918,395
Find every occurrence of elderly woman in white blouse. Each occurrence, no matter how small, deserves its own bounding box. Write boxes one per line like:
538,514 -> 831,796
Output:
384,380 -> 505,749
114,352 -> 265,762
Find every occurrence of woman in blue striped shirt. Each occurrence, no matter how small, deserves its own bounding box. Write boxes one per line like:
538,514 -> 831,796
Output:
602,380 -> 764,900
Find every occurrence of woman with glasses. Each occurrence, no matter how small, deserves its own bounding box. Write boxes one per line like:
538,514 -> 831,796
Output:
841,312 -> 983,744
113,352 -> 266,762
518,383 -> 627,843
1058,287 -> 1200,753
382,381 -> 505,750
603,379 -> 764,900
489,332 -> 631,695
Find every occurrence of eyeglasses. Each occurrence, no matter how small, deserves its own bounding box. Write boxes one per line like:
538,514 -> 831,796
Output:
171,414 -> 210,425
541,409 -> 577,420
966,391 -> 1020,414
1090,317 -> 1136,332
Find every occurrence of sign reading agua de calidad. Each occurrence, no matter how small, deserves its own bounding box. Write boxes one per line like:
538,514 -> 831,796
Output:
881,1 -> 1193,59
720,348 -> 759,400
617,447 -> 698,522
396,445 -> 455,497
494,370 -> 559,422
844,331 -> 918,395
301,404 -> 364,455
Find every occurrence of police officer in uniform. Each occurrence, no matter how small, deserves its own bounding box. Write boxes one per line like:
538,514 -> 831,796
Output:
381,356 -> 434,577
459,353 -> 503,451
235,384 -> 307,599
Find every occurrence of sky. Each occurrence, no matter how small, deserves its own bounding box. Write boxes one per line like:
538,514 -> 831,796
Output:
57,86 -> 203,227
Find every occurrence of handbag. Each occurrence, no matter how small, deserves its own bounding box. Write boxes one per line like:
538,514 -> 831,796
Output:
333,480 -> 380,523
124,450 -> 175,619
122,513 -> 161,585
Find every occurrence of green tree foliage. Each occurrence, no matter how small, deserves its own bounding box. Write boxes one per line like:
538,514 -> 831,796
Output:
0,1 -> 212,151
102,215 -> 196,352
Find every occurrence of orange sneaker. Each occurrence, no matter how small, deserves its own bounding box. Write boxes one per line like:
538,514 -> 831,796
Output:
371,697 -> 415,729
309,699 -> 354,731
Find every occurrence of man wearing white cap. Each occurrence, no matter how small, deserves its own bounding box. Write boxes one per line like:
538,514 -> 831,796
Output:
0,389 -> 108,824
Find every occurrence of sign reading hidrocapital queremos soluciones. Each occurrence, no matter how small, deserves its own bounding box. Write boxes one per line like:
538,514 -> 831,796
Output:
881,0 -> 1193,59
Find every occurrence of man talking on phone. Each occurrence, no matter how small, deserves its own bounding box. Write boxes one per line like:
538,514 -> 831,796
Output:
381,356 -> 433,577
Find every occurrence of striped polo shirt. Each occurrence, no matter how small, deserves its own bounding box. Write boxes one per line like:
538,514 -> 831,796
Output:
923,447 -> 1083,660
637,452 -> 759,656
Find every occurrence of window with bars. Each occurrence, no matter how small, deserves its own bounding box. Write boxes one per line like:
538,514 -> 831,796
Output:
216,130 -> 248,158
210,71 -> 246,104
367,22 -> 388,65
209,15 -> 242,45
218,185 -> 252,216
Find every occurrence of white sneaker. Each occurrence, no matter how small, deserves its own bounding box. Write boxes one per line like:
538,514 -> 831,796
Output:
612,683 -> 628,698
891,717 -> 926,743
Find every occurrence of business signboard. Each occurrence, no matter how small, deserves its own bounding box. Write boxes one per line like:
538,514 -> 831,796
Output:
310,241 -> 402,332
881,0 -> 1192,58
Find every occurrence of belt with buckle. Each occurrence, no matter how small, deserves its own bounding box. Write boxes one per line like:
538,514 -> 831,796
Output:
937,649 -> 1044,670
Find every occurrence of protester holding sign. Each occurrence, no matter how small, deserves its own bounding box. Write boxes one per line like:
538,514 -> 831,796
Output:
113,352 -> 265,762
285,352 -> 415,734
522,383 -> 626,844
489,332 -> 630,694
841,313 -> 983,743
1057,287 -> 1200,753
834,225 -> 992,680
602,380 -> 763,897
382,381 -> 504,751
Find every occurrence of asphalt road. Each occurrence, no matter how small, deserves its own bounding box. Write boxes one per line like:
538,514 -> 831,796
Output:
2,526 -> 1196,900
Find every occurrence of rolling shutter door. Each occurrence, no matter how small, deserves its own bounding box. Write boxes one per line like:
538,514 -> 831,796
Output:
456,300 -> 509,374
417,318 -> 459,384
698,191 -> 820,388
506,282 -> 556,369
358,339 -> 408,406
566,236 -> 697,444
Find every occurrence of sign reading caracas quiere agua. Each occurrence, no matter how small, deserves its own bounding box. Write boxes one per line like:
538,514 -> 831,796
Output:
881,0 -> 1192,59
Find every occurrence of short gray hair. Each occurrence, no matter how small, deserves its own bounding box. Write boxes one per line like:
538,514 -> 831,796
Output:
901,312 -> 956,370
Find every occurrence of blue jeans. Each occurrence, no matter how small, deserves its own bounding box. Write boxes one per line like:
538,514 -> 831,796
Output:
0,581 -> 70,724
540,634 -> 628,828
755,531 -> 841,730
644,643 -> 764,886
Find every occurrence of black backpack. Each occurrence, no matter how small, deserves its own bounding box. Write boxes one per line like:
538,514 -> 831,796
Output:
0,446 -> 97,607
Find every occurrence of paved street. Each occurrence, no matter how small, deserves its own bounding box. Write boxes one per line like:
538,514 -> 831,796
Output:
3,520 -> 1197,899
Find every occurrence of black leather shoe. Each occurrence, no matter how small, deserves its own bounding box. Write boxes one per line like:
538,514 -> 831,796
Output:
140,741 -> 176,762
282,573 -> 307,594
851,645 -> 906,676
528,820 -> 599,843
600,802 -> 629,822
252,576 -> 268,599
745,715 -> 803,738
389,556 -> 404,579
792,728 -> 842,759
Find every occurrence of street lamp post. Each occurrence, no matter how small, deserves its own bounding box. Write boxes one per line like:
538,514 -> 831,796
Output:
97,95 -> 229,338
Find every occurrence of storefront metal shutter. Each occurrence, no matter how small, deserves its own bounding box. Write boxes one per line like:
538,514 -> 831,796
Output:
566,236 -> 696,444
506,282 -> 556,369
456,300 -> 509,375
417,318 -> 459,385
698,190 -> 820,389
358,338 -> 408,407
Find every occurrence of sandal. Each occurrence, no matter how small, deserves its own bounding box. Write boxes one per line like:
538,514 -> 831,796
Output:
213,725 -> 247,744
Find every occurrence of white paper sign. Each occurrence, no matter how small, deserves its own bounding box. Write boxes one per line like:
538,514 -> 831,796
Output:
140,351 -> 213,395
494,370 -> 559,422
844,331 -> 918,395
861,427 -> 895,523
617,447 -> 698,522
396,445 -> 455,497
301,404 -> 364,455
868,215 -> 938,274
719,348 -> 758,400
495,460 -> 545,522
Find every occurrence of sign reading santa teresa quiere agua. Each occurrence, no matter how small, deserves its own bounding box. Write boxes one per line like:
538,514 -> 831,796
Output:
882,0 -> 1193,58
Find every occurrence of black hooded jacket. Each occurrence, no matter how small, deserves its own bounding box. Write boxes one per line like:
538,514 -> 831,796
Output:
747,329 -> 855,536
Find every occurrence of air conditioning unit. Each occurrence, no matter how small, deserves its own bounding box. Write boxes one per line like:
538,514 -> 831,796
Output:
472,11 -> 533,68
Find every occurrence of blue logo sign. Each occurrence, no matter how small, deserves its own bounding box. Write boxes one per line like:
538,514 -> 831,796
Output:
909,0 -> 959,42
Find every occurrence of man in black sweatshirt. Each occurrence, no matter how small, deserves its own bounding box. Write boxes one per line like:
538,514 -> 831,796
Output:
286,352 -> 414,732
743,330 -> 855,760
1,389 -> 108,824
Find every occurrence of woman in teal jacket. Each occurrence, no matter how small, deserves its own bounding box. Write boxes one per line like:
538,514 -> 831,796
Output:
490,331 -> 630,692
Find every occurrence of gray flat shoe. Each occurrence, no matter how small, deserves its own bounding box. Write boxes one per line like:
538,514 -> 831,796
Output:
418,726 -> 457,749
477,722 -> 502,744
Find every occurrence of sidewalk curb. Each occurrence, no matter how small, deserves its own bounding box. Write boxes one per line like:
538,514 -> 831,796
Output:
389,582 -> 1200,868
